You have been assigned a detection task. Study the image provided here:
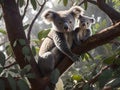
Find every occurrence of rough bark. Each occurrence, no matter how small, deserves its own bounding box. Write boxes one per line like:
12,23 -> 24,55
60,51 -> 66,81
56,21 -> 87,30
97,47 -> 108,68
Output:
97,0 -> 120,23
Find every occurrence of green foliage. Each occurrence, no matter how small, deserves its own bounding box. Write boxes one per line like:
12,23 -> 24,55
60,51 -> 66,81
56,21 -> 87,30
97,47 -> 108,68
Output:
84,0 -> 88,10
0,29 -> 7,35
22,46 -> 30,56
23,24 -> 29,30
20,65 -> 31,76
18,0 -> 25,7
8,75 -> 17,90
0,67 -> 3,74
17,79 -> 29,90
98,69 -> 112,88
25,73 -> 35,79
38,29 -> 50,40
112,0 -> 120,12
30,0 -> 37,10
18,39 -> 26,46
0,51 -> 5,67
31,46 -> 36,56
0,0 -> 4,4
63,0 -> 68,6
92,19 -> 107,33
0,79 -> 5,90
71,74 -> 82,82
6,44 -> 13,56
83,84 -> 94,90
106,78 -> 120,88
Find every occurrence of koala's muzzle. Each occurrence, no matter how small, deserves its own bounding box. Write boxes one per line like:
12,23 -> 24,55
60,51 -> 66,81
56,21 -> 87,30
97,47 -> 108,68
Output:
63,23 -> 69,31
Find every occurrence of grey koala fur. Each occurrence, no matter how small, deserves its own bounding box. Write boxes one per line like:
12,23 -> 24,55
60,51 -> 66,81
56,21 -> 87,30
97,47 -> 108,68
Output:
73,15 -> 95,46
38,6 -> 84,76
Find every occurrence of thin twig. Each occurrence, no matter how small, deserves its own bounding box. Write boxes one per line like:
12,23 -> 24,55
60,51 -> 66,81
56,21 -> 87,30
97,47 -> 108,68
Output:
22,0 -> 29,20
87,0 -> 97,5
88,65 -> 111,85
78,0 -> 86,6
6,54 -> 13,61
36,0 -> 42,6
3,62 -> 17,69
27,0 -> 48,44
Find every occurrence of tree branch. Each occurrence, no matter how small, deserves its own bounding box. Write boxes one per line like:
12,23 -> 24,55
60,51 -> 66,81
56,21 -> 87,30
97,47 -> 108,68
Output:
1,0 -> 50,89
27,0 -> 47,43
22,0 -> 29,20
96,0 -> 120,23
3,62 -> 17,69
87,0 -> 97,5
88,65 -> 111,85
56,21 -> 120,75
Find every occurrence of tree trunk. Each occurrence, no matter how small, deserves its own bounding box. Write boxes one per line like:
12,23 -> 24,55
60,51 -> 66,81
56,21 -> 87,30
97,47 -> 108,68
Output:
1,0 -> 51,90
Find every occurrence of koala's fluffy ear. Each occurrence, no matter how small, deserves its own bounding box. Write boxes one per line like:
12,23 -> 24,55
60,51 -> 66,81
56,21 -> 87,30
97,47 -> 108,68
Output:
41,10 -> 56,24
90,18 -> 95,24
70,6 -> 84,18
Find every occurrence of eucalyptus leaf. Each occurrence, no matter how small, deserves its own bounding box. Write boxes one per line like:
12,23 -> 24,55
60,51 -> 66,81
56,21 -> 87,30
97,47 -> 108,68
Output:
21,65 -> 31,76
32,46 -> 36,56
0,79 -> 5,90
0,51 -> 5,67
83,84 -> 94,90
71,74 -> 82,81
22,46 -> 30,56
8,75 -> 17,90
18,0 -> 25,7
17,79 -> 29,90
30,0 -> 37,10
84,1 -> 88,10
18,39 -> 26,46
63,0 -> 68,6
23,24 -> 29,30
106,78 -> 120,88
38,29 -> 50,40
103,55 -> 115,65
26,73 -> 35,79
10,69 -> 19,73
0,67 -> 3,74
6,45 -> 13,56
25,56 -> 31,62
0,29 -> 7,35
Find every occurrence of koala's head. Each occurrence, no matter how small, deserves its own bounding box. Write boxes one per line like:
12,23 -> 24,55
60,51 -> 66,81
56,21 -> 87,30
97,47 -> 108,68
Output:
78,15 -> 95,29
42,6 -> 84,33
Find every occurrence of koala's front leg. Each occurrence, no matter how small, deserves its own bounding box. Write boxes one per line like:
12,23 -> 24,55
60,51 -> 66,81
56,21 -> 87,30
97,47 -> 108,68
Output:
53,31 -> 79,62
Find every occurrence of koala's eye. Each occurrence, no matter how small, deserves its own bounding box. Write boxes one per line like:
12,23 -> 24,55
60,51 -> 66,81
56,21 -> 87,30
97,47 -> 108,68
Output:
69,21 -> 72,23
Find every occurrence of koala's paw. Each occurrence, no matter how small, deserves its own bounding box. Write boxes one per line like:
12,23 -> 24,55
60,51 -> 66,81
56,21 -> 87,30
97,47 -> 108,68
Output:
71,54 -> 80,62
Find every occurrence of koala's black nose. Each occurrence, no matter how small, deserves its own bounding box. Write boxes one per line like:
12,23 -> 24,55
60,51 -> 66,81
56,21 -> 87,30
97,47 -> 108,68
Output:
64,25 -> 68,30
82,23 -> 86,26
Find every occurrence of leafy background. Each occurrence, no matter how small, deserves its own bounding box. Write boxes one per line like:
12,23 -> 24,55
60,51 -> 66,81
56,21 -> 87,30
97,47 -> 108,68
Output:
0,0 -> 120,90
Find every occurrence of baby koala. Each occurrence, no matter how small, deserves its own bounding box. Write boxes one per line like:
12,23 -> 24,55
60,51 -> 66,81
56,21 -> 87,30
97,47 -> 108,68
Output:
74,15 -> 95,45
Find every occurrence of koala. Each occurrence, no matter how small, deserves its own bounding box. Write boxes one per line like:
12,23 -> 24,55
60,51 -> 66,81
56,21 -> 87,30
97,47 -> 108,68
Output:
73,14 -> 95,45
38,6 -> 84,76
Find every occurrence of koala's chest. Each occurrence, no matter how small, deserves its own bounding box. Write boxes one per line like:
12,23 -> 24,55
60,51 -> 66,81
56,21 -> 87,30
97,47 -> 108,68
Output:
64,33 -> 73,49
78,28 -> 86,39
